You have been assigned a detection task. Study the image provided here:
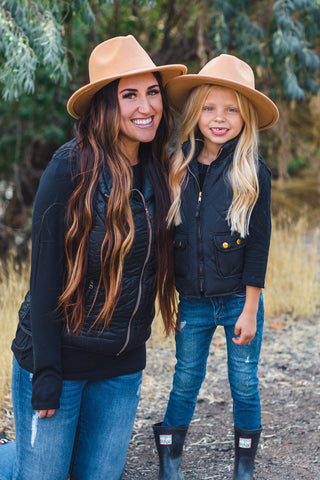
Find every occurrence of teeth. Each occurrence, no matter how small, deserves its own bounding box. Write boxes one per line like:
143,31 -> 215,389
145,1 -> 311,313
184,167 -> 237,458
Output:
133,117 -> 153,125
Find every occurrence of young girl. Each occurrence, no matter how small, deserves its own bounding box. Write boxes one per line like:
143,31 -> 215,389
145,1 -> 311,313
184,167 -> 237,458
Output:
153,54 -> 279,480
0,35 -> 186,480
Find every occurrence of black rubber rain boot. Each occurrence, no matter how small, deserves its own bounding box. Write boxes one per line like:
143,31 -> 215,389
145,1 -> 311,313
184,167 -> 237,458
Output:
233,426 -> 262,480
153,422 -> 188,480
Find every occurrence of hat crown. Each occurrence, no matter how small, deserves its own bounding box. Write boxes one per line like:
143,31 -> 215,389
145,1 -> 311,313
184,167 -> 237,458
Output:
89,35 -> 157,83
199,54 -> 255,90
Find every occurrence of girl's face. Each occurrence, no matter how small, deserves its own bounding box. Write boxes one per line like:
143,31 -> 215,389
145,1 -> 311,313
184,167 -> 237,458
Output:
198,86 -> 244,157
118,72 -> 163,159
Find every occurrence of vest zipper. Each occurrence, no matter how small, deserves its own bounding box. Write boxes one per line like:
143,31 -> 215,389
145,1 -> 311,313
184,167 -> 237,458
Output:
116,190 -> 152,356
188,167 -> 205,293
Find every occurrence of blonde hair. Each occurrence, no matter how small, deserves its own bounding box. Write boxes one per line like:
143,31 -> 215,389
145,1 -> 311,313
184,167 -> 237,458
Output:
167,85 -> 259,237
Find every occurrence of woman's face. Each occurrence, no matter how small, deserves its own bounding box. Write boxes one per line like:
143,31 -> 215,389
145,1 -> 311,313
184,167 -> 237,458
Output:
117,72 -> 163,157
198,86 -> 244,157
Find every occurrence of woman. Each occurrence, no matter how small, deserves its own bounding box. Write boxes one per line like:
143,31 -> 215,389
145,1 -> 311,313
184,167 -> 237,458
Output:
153,54 -> 279,479
0,35 -> 186,480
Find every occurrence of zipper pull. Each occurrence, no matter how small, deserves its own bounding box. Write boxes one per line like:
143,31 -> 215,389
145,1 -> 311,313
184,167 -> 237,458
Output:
195,191 -> 202,218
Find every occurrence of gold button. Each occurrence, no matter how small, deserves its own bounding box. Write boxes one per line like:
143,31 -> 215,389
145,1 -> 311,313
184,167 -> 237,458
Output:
222,242 -> 229,249
237,239 -> 241,245
178,241 -> 182,247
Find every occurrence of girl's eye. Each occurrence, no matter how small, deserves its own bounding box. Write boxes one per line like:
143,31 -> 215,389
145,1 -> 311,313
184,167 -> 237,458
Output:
228,107 -> 239,113
203,106 -> 213,111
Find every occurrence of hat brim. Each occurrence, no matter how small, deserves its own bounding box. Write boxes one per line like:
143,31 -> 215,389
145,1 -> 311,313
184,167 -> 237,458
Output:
67,64 -> 187,119
166,74 -> 279,131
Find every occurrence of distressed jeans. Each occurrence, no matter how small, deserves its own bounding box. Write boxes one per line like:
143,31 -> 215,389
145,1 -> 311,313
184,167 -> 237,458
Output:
0,357 -> 142,480
163,293 -> 264,430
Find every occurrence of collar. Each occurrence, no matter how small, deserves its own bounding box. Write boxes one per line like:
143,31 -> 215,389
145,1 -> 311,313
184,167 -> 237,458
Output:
182,132 -> 241,168
101,162 -> 153,202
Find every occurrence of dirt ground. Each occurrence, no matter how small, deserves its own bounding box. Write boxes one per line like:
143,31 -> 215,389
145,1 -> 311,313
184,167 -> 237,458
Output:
122,316 -> 320,479
1,316 -> 319,479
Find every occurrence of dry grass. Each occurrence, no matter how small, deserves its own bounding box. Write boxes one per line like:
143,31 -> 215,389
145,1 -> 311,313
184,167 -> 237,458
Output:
264,215 -> 320,319
0,213 -> 319,416
0,258 -> 29,412
152,213 -> 320,337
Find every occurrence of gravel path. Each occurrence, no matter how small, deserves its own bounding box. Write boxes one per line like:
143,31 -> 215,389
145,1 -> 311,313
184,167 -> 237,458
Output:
1,316 -> 319,479
123,316 -> 320,479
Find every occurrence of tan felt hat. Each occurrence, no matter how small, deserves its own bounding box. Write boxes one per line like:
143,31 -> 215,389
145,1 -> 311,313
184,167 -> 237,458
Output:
166,54 -> 279,130
67,35 -> 187,119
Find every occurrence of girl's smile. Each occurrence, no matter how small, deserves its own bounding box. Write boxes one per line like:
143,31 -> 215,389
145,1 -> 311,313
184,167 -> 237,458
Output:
198,86 -> 244,160
210,127 -> 229,136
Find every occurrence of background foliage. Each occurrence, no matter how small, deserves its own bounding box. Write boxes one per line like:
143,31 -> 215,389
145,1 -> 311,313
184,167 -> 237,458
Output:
0,0 -> 319,254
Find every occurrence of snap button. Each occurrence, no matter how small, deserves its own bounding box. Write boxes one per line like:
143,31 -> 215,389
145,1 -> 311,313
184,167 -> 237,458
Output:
236,239 -> 241,245
222,242 -> 229,249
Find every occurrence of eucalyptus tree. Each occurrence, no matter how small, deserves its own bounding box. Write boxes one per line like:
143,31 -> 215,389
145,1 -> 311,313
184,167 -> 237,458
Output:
0,0 -> 97,100
150,0 -> 320,179
0,0 -> 319,242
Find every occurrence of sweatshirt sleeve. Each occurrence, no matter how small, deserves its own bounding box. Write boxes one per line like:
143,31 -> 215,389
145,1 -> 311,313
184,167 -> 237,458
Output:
241,159 -> 272,289
30,144 -> 75,410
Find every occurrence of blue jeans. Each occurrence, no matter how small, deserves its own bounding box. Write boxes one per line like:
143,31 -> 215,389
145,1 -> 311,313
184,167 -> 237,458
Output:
163,293 -> 264,430
1,357 -> 142,480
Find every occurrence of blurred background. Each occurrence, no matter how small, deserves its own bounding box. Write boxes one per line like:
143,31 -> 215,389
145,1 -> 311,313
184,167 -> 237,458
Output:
0,0 -> 320,417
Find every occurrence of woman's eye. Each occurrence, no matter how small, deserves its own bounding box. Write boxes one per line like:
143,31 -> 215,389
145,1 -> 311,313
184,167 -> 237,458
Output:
148,88 -> 160,96
122,93 -> 136,99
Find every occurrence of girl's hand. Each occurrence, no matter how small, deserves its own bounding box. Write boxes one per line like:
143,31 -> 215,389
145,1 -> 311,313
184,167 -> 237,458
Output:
232,311 -> 257,345
36,409 -> 56,418
232,285 -> 261,346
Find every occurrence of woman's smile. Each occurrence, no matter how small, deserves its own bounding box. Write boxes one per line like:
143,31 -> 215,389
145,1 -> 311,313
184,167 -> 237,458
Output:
131,115 -> 155,127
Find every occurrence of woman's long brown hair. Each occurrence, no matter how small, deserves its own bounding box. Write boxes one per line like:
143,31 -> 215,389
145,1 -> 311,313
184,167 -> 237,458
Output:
59,75 -> 176,336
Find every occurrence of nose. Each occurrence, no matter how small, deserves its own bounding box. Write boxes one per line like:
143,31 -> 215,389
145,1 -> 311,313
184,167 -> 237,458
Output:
213,108 -> 225,121
137,94 -> 152,114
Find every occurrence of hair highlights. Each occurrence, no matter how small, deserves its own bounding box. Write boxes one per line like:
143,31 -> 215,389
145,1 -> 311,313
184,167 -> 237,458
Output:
227,91 -> 259,237
167,85 -> 259,236
167,85 -> 212,226
59,75 -> 176,336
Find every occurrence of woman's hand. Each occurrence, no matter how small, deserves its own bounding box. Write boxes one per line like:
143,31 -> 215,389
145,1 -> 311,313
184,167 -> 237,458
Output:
232,286 -> 261,346
36,409 -> 56,418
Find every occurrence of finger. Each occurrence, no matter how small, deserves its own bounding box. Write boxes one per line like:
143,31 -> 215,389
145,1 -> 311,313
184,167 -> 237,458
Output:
232,332 -> 248,345
234,324 -> 241,336
233,333 -> 254,345
37,409 -> 56,418
37,410 -> 48,418
232,336 -> 243,345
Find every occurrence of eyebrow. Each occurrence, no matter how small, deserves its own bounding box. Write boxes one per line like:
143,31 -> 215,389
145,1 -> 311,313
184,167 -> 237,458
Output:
119,84 -> 159,94
204,102 -> 239,107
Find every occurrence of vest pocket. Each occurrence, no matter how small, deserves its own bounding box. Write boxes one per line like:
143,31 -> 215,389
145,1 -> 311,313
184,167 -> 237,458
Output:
213,233 -> 246,278
173,235 -> 189,277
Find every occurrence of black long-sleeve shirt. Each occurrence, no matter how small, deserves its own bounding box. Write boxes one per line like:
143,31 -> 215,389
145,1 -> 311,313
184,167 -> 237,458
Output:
12,142 -> 147,410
